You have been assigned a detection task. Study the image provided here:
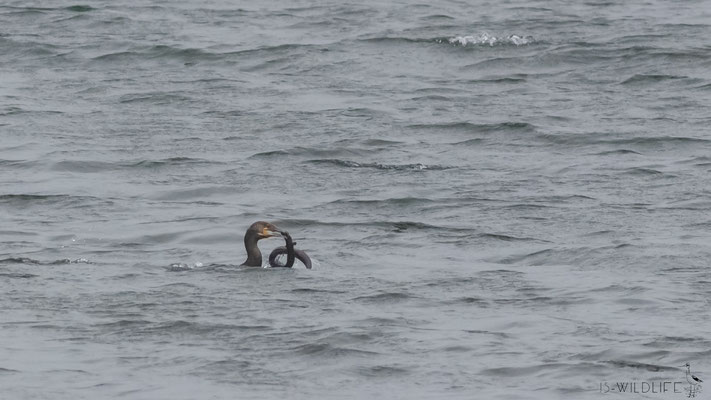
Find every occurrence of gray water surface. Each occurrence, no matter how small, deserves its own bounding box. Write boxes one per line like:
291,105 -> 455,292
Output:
2,1 -> 711,399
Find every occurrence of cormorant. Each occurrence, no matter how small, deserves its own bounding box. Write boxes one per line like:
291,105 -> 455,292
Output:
240,221 -> 312,269
240,221 -> 282,267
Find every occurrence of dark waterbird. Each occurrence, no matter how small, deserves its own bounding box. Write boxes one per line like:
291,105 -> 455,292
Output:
240,221 -> 312,269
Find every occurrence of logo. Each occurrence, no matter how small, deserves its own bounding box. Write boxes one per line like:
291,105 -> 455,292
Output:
682,362 -> 703,398
598,362 -> 703,398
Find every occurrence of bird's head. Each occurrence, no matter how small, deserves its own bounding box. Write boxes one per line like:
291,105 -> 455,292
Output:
247,221 -> 283,240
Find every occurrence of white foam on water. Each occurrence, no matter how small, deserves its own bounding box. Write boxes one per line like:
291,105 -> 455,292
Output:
448,32 -> 534,46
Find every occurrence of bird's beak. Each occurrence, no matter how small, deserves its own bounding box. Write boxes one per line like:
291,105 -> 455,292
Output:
261,226 -> 282,238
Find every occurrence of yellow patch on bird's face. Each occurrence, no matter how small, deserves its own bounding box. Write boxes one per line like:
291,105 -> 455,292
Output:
261,226 -> 274,237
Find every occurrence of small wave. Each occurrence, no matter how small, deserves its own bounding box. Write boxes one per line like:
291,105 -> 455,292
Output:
118,92 -> 192,105
360,138 -> 403,146
91,45 -> 222,64
0,230 -> 36,237
52,157 -> 216,173
422,14 -> 455,20
0,37 -> 65,59
0,7 -> 50,16
129,157 -> 214,168
473,76 -> 527,84
0,193 -> 109,210
446,33 -> 535,47
0,159 -> 36,168
481,363 -> 565,377
408,121 -> 536,134
308,159 -> 448,171
623,167 -> 667,176
594,149 -> 642,155
453,138 -> 485,146
96,319 -> 153,329
65,5 -> 93,12
250,147 -> 363,159
0,107 -> 26,116
148,185 -> 239,201
410,94 -> 452,101
83,41 -> 304,69
676,155 -> 711,165
291,288 -> 346,294
479,233 -> 543,242
294,343 -> 379,357
621,74 -> 687,85
0,272 -> 38,278
360,37 -> 439,45
540,134 -> 710,147
643,335 -> 708,348
0,194 -> 71,202
328,197 -> 434,207
0,257 -> 42,265
352,292 -> 414,303
123,320 -> 249,336
493,244 -> 643,266
495,248 -> 555,265
356,365 -> 410,378
0,257 -> 90,265
439,296 -> 491,307
273,218 -> 475,234
1,5 -> 92,13
603,360 -> 678,372
52,160 -> 117,173
251,149 -> 289,157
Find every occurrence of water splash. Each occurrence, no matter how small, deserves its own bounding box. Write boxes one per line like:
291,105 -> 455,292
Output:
0,257 -> 91,265
447,33 -> 534,47
167,262 -> 203,271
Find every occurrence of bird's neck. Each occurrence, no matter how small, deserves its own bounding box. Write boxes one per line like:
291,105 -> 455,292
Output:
243,236 -> 262,267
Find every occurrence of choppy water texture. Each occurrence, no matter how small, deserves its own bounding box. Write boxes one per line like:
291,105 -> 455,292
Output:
2,0 -> 711,399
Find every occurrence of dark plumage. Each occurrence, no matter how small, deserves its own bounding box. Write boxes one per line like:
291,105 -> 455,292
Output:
240,221 -> 282,267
